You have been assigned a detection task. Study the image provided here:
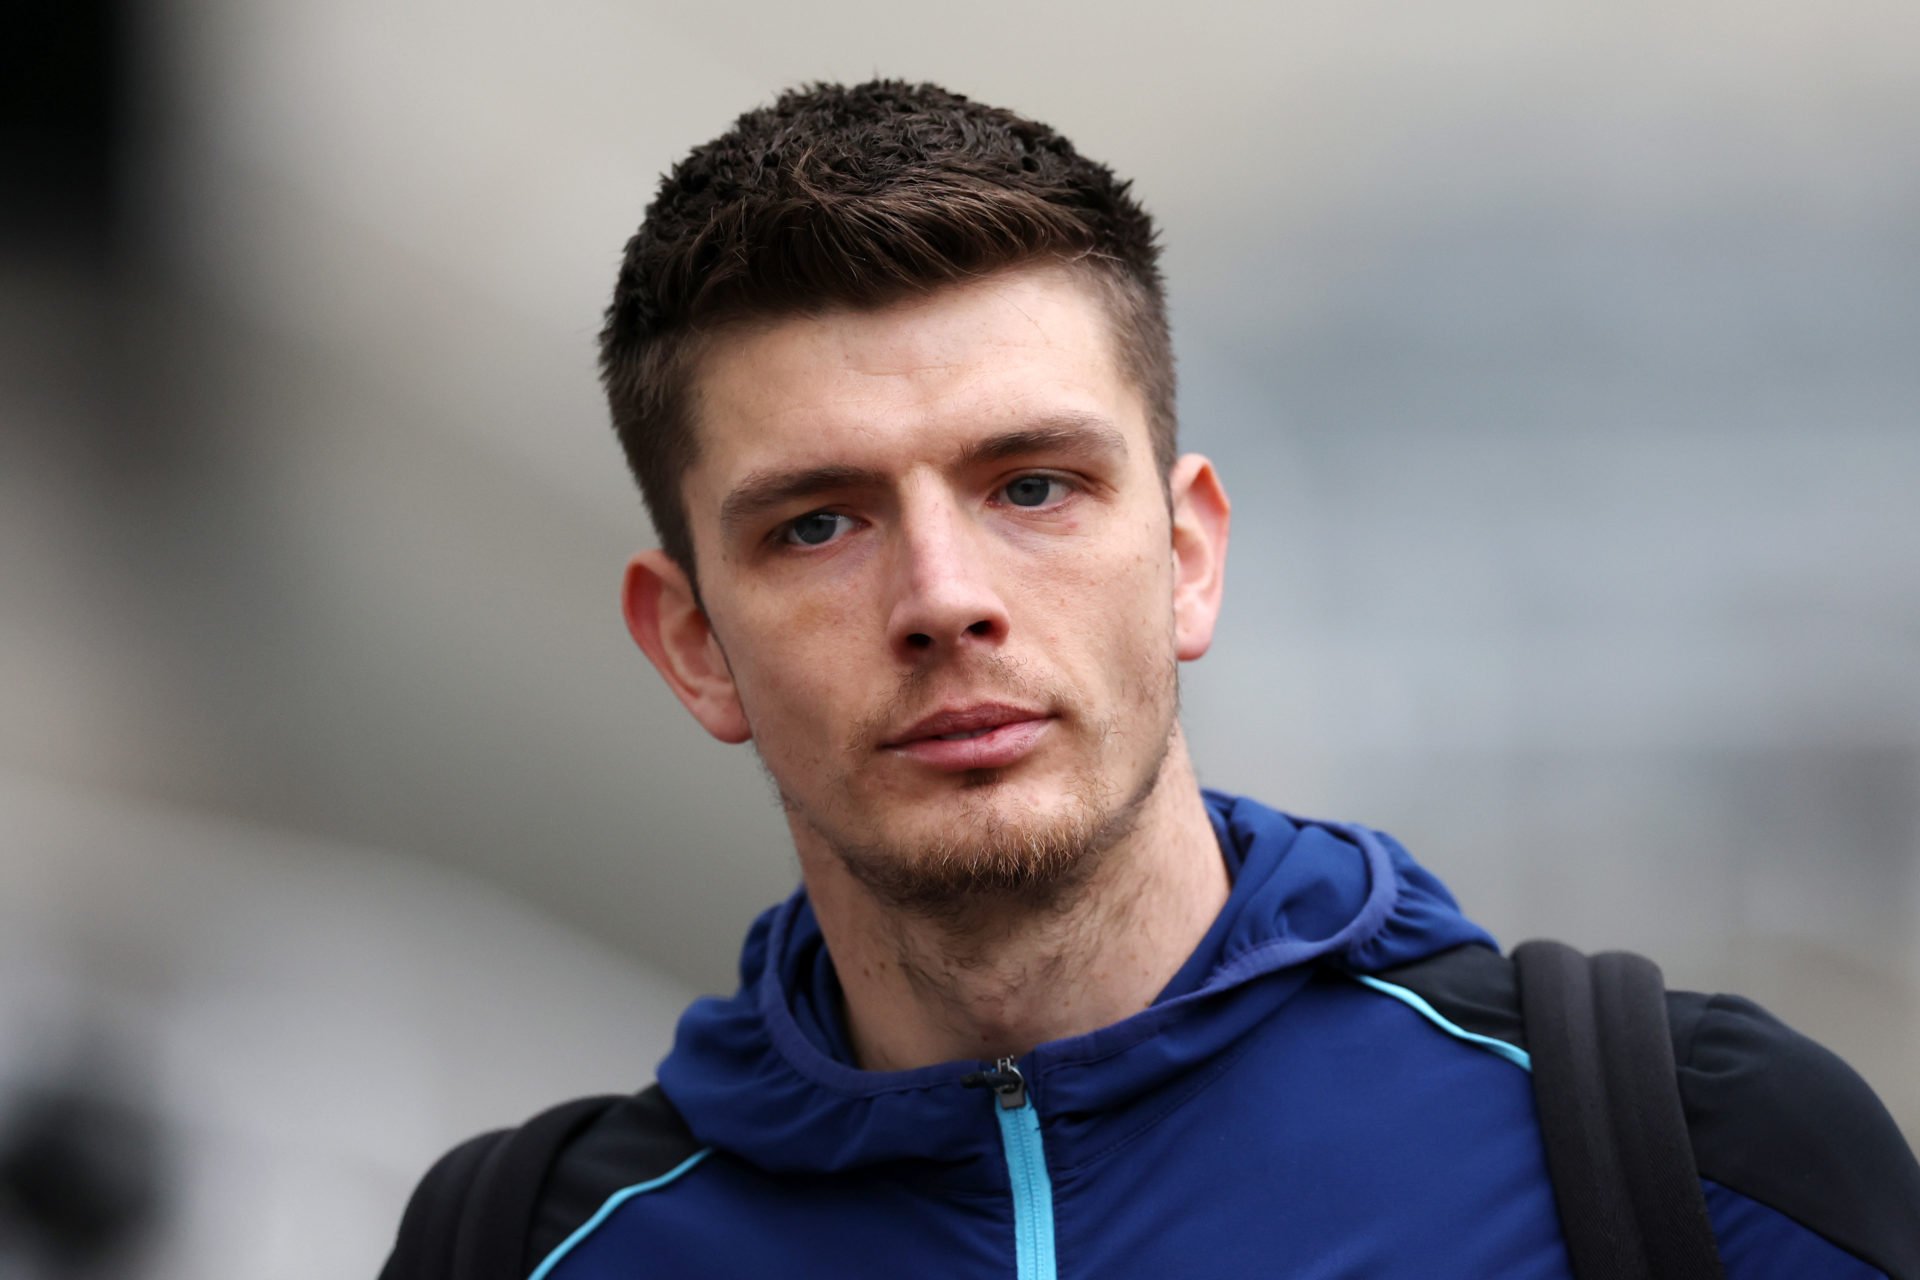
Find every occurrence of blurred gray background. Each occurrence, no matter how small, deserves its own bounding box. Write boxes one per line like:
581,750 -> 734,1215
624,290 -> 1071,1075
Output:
3,1 -> 1916,1275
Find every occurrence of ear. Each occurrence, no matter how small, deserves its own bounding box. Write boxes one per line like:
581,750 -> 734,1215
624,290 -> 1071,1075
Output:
1166,454 -> 1231,662
621,550 -> 752,744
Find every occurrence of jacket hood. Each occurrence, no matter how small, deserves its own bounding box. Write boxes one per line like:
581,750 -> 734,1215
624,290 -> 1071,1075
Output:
656,791 -> 1492,1177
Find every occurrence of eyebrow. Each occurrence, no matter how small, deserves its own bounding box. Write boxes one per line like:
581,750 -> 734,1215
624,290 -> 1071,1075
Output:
717,413 -> 1130,539
954,414 -> 1129,470
719,463 -> 885,538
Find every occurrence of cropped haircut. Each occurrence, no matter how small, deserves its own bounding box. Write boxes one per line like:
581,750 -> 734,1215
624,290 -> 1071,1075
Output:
598,80 -> 1175,579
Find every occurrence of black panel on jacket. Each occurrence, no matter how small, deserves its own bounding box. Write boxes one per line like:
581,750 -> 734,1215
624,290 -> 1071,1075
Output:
1367,944 -> 1920,1279
1369,942 -> 1530,1050
1673,991 -> 1920,1279
525,1084 -> 704,1269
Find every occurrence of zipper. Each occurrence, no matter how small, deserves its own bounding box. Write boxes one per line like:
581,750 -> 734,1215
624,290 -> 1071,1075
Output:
967,1057 -> 1057,1280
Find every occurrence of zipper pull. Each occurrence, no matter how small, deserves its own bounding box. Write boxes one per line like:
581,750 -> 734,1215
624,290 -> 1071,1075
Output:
961,1056 -> 1028,1109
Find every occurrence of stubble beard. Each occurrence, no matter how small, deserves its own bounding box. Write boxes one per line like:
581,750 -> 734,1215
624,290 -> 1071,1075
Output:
774,651 -> 1181,924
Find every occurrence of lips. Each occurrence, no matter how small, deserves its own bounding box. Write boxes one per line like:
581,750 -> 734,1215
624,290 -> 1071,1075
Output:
883,703 -> 1054,772
887,703 -> 1045,744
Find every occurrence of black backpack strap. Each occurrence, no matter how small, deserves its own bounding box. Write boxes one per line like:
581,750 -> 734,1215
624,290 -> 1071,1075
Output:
459,1095 -> 624,1279
524,1084 -> 705,1267
379,1127 -> 508,1280
379,1095 -> 621,1280
1513,939 -> 1725,1280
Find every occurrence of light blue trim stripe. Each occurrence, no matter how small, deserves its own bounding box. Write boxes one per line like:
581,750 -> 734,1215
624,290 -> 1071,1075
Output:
1353,974 -> 1534,1073
995,1100 -> 1058,1280
526,1147 -> 713,1280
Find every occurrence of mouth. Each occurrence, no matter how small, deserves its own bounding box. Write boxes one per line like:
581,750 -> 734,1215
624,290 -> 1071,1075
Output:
882,703 -> 1055,772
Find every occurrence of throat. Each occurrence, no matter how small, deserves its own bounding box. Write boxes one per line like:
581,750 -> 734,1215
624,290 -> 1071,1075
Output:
874,901 -> 1127,1067
808,748 -> 1230,1072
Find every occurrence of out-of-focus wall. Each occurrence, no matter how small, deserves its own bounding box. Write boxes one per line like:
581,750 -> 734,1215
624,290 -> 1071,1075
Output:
3,0 -> 1915,1271
0,773 -> 688,1279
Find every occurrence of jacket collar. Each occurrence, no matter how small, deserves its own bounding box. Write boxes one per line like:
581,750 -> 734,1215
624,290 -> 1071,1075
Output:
657,790 -> 1492,1175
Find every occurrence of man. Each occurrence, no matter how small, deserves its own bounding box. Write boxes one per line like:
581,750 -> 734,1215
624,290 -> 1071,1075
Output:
384,81 -> 1919,1278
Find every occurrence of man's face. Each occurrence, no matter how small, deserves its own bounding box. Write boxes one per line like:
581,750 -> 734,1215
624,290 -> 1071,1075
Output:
660,265 -> 1214,909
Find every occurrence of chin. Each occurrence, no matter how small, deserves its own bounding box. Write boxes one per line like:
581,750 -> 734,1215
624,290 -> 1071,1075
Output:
815,764 -> 1161,918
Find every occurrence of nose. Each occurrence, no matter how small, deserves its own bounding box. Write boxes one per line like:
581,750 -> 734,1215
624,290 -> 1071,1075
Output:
885,494 -> 1011,661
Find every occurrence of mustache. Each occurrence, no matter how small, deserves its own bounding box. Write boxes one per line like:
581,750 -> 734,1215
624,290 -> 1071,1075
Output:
847,652 -> 1071,754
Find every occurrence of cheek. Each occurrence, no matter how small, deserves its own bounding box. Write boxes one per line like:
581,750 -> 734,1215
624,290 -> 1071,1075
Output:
1025,525 -> 1173,669
723,584 -> 879,732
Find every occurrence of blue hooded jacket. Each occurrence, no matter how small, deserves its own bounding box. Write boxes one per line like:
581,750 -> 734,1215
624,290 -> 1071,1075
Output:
485,792 -> 1918,1279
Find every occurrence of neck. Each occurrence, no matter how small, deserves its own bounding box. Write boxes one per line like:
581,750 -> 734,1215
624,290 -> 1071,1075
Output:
796,734 -> 1229,1072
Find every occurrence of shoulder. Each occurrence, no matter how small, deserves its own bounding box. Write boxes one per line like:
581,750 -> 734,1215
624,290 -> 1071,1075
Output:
1669,989 -> 1920,1276
1365,944 -> 1920,1278
379,1085 -> 708,1280
526,1085 -> 709,1265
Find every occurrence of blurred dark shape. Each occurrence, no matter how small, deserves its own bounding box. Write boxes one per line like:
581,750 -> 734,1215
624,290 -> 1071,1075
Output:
1,0 -> 125,251
0,1075 -> 166,1277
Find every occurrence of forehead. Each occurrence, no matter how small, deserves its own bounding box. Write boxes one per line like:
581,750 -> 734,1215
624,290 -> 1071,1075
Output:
681,267 -> 1146,512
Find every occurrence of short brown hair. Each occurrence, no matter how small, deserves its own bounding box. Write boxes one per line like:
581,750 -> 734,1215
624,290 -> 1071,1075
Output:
599,80 -> 1175,577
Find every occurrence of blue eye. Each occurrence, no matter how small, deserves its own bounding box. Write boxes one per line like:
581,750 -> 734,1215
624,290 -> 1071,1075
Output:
1004,475 -> 1064,508
783,511 -> 852,547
